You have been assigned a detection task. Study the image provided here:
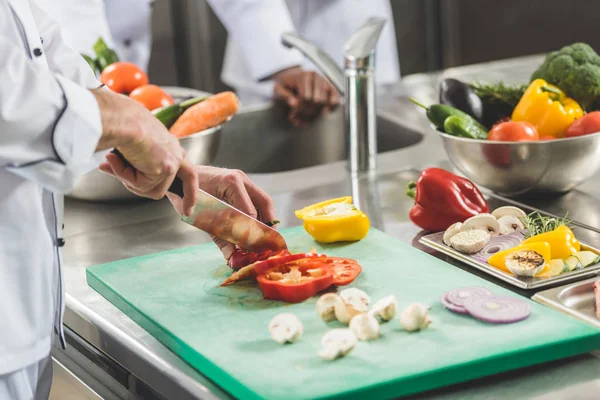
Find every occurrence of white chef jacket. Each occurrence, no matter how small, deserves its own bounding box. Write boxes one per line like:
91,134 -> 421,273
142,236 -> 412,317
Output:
0,0 -> 105,375
34,0 -> 153,72
207,0 -> 401,103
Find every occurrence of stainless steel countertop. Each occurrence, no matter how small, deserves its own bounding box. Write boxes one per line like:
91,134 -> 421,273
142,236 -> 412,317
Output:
62,54 -> 600,400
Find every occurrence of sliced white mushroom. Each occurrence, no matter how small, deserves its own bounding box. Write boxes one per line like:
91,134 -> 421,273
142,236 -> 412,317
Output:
400,303 -> 432,332
268,313 -> 303,344
317,329 -> 358,360
334,288 -> 371,325
443,222 -> 463,246
449,230 -> 490,254
498,215 -> 525,235
349,313 -> 380,341
492,206 -> 527,220
369,295 -> 397,322
316,293 -> 339,322
460,213 -> 500,236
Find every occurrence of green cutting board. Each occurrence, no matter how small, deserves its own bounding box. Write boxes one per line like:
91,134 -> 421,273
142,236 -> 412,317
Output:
87,227 -> 600,400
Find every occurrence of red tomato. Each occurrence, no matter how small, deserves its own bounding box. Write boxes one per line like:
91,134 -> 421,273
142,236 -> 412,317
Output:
566,112 -> 600,138
488,121 -> 539,142
129,84 -> 174,110
539,136 -> 556,140
257,264 -> 333,303
100,62 -> 149,94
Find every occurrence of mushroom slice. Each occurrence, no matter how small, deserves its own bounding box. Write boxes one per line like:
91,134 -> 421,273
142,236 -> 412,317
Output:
498,215 -> 525,235
316,293 -> 339,322
334,288 -> 371,325
268,313 -> 303,344
461,213 -> 500,236
449,230 -> 490,254
349,313 -> 380,341
400,303 -> 432,332
369,295 -> 397,322
317,329 -> 358,360
492,206 -> 527,220
443,222 -> 463,246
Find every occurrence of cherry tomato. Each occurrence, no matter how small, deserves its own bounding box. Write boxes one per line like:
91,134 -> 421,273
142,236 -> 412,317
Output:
566,112 -> 600,138
129,84 -> 175,111
100,62 -> 149,94
257,264 -> 333,303
488,121 -> 539,142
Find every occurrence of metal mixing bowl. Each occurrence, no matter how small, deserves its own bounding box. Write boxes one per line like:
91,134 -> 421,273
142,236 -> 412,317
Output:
440,130 -> 600,197
68,87 -> 222,201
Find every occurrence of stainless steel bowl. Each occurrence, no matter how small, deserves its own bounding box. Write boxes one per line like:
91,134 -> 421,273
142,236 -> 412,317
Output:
68,87 -> 222,201
440,130 -> 600,197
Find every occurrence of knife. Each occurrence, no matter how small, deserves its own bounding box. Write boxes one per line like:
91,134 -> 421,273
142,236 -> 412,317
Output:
111,150 -> 287,253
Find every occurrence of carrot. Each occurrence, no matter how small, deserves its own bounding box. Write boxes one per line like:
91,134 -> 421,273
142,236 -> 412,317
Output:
169,91 -> 239,138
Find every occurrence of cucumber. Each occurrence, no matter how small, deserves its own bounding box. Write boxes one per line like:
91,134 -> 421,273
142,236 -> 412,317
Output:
564,255 -> 583,272
574,251 -> 600,268
537,259 -> 565,278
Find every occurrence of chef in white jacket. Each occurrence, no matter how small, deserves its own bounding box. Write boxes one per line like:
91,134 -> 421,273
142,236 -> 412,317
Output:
0,1 -> 274,398
207,0 -> 400,125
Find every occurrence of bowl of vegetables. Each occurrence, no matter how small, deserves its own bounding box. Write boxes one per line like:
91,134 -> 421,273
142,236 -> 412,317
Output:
69,39 -> 238,201
412,42 -> 600,198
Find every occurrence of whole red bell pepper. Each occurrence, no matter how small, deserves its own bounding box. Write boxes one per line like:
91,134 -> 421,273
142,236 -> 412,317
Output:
406,168 -> 489,232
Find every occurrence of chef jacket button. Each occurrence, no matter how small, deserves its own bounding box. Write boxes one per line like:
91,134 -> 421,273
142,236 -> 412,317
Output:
40,37 -> 44,44
57,238 -> 65,247
33,48 -> 42,57
62,224 -> 65,229
124,39 -> 132,47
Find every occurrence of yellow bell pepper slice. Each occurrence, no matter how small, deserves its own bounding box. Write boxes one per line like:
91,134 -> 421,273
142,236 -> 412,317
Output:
521,225 -> 580,259
512,79 -> 583,138
488,242 -> 552,273
294,196 -> 370,243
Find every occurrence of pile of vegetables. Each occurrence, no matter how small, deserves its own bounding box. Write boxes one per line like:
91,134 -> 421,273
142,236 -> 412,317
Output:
81,37 -> 239,138
412,42 -> 600,141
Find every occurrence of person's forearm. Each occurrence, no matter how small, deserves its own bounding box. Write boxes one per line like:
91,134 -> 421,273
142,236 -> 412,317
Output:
91,88 -> 140,152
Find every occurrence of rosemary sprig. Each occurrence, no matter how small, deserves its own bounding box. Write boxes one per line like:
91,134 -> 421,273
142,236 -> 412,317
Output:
520,211 -> 572,238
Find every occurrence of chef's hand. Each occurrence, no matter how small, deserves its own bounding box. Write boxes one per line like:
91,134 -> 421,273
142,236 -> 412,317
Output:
272,67 -> 340,127
166,166 -> 276,260
92,88 -> 199,216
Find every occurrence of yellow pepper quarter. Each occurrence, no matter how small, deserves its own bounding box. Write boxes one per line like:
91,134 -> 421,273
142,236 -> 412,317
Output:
521,225 -> 580,260
295,196 -> 370,243
488,242 -> 552,273
512,79 -> 583,138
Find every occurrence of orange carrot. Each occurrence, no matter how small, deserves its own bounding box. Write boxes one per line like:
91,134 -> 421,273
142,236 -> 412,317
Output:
169,91 -> 239,138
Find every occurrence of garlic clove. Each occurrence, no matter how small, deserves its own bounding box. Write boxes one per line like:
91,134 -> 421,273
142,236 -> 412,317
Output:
318,328 -> 357,360
334,288 -> 371,325
316,293 -> 339,322
369,295 -> 398,322
400,303 -> 432,332
269,313 -> 303,344
349,313 -> 380,341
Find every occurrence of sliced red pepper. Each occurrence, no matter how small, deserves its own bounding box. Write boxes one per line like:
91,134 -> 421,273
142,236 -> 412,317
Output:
406,168 -> 489,232
228,249 -> 290,270
323,257 -> 362,286
256,264 -> 333,303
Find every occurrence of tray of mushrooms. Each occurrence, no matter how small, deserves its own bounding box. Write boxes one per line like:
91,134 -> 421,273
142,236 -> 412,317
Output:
419,206 -> 600,290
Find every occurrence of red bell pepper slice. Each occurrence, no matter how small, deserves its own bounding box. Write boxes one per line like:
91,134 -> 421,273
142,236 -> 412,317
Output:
256,264 -> 334,303
298,257 -> 362,286
228,249 -> 291,270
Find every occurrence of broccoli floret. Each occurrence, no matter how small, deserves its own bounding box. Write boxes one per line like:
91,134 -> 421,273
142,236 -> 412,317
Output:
531,42 -> 600,110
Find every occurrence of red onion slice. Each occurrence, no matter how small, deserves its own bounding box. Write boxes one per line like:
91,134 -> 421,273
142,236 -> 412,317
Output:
444,287 -> 494,309
463,295 -> 531,324
441,293 -> 469,314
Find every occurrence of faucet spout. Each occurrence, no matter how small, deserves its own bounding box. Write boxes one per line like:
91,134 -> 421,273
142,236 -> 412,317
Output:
281,32 -> 345,94
344,17 -> 386,70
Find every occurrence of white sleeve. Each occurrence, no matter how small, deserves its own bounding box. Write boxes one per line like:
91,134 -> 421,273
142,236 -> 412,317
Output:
1,3 -> 106,193
206,0 -> 304,80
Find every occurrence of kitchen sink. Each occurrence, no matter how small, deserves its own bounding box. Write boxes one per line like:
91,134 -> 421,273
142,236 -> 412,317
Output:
212,102 -> 423,173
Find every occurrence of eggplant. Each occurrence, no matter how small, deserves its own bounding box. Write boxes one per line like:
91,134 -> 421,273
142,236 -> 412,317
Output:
439,78 -> 484,124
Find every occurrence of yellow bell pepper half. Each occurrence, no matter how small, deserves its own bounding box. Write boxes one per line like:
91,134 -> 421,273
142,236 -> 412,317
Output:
512,79 -> 583,138
488,242 -> 552,273
521,225 -> 580,260
294,196 -> 370,243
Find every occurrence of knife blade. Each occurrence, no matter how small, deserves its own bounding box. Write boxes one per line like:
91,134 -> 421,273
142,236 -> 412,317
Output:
111,149 -> 287,252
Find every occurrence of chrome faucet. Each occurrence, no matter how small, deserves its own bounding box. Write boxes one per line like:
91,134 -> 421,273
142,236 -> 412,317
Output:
282,18 -> 386,174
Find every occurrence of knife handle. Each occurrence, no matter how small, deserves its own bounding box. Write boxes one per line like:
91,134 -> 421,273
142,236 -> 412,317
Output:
110,149 -> 185,198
